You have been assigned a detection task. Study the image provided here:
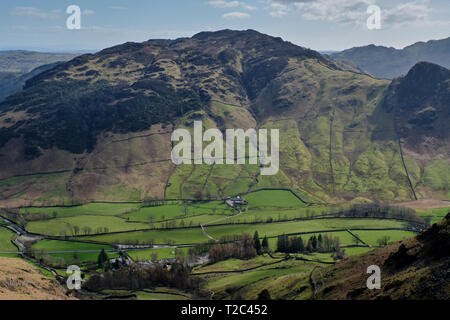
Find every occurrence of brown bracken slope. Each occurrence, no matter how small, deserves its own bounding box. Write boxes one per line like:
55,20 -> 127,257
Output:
0,257 -> 75,300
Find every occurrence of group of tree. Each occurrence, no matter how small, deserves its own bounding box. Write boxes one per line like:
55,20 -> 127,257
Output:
115,238 -> 154,246
376,236 -> 391,246
83,261 -> 202,294
59,226 -> 110,237
28,247 -> 67,268
142,200 -> 174,207
252,231 -> 269,255
208,233 -> 257,263
334,204 -> 425,229
276,233 -> 342,254
97,249 -> 109,269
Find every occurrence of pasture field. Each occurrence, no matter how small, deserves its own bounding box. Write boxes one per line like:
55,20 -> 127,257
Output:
0,253 -> 20,258
81,227 -> 208,245
343,247 -> 373,256
153,214 -> 231,228
31,239 -> 117,265
416,207 -> 449,224
32,239 -> 113,252
0,226 -> 18,252
81,217 -> 407,245
234,206 -> 339,223
135,291 -> 190,300
46,252 -> 120,265
3,188 -> 426,297
198,260 -> 314,299
244,190 -> 306,208
205,218 -> 407,242
20,203 -> 141,218
126,247 -> 190,261
26,215 -> 149,236
353,230 -> 416,246
123,204 -> 190,222
192,256 -> 277,274
99,288 -> 191,300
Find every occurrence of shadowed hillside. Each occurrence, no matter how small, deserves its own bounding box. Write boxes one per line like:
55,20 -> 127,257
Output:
310,213 -> 450,300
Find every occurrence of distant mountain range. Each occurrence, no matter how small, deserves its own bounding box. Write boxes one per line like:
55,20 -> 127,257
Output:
330,37 -> 450,79
0,50 -> 79,73
0,30 -> 448,207
0,51 -> 79,101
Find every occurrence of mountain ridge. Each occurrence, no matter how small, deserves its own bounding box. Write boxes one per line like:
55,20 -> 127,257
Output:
331,37 -> 450,79
0,30 -> 448,207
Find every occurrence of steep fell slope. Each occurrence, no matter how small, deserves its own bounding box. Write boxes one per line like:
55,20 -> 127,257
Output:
310,213 -> 450,300
0,30 -> 447,206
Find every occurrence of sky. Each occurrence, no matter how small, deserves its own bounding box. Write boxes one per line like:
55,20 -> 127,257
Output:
0,0 -> 449,52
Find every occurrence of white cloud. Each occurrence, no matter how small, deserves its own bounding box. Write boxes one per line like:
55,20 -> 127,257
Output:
206,1 -> 257,10
383,1 -> 431,27
207,0 -> 240,8
269,2 -> 289,17
292,0 -> 373,25
242,4 -> 257,10
222,11 -> 251,19
268,0 -> 448,28
11,7 -> 60,20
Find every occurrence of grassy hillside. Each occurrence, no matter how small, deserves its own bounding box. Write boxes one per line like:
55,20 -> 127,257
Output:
0,30 -> 447,206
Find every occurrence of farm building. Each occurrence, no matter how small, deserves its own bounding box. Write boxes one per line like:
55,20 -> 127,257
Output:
226,196 -> 248,207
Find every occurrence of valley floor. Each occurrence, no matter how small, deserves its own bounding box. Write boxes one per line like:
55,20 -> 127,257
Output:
0,189 -> 448,300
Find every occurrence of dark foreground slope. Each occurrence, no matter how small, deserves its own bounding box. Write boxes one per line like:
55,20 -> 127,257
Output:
0,30 -> 448,206
311,213 -> 450,300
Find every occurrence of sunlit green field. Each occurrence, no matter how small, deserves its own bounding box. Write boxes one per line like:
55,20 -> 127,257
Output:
0,226 -> 18,252
31,239 -> 117,265
127,247 -> 189,261
5,189 -> 428,278
80,217 -> 407,245
20,202 -> 142,218
245,190 -> 306,208
353,230 -> 416,246
26,215 -> 149,236
416,207 -> 450,224
32,239 -> 113,252
123,201 -> 233,222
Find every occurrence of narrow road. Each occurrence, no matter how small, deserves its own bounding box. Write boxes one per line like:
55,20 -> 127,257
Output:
0,214 -> 59,278
200,207 -> 244,242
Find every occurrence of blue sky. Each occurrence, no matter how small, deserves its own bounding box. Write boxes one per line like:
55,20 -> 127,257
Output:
1,0 -> 449,52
